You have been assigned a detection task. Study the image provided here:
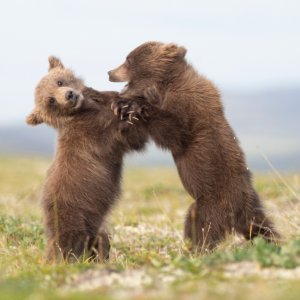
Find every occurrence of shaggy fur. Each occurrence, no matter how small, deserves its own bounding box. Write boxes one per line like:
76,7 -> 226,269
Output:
109,41 -> 279,251
27,57 -> 147,261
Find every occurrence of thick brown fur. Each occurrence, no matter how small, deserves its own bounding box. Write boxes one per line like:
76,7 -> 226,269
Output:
27,57 -> 147,262
109,42 -> 279,251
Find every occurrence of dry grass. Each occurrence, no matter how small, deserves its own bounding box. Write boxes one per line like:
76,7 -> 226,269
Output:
0,156 -> 300,300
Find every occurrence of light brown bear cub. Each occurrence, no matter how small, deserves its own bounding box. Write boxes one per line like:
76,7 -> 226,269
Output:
27,57 -> 147,261
109,41 -> 279,251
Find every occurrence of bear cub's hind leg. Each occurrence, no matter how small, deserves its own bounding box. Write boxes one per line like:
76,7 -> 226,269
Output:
184,202 -> 227,252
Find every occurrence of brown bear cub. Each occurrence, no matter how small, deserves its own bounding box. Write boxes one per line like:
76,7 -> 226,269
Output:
27,57 -> 147,261
109,41 -> 279,251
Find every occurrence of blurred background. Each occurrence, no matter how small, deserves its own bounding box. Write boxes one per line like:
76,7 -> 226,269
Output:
0,0 -> 299,171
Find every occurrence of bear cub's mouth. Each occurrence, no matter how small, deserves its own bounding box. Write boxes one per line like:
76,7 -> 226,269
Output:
65,90 -> 84,109
72,95 -> 84,110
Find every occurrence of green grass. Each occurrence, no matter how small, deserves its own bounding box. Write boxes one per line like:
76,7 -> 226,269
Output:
0,156 -> 300,299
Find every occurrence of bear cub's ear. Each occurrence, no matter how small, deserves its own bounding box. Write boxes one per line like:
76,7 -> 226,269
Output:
163,44 -> 187,60
48,56 -> 64,71
26,110 -> 44,126
177,46 -> 187,59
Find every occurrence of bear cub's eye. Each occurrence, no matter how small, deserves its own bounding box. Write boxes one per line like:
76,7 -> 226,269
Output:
57,80 -> 63,87
48,97 -> 56,105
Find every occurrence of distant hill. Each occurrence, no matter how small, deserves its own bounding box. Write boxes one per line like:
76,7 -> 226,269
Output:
0,88 -> 299,171
222,88 -> 300,171
0,124 -> 55,155
223,88 -> 299,136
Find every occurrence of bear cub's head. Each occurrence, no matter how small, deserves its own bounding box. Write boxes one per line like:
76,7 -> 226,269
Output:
26,56 -> 84,127
108,41 -> 187,87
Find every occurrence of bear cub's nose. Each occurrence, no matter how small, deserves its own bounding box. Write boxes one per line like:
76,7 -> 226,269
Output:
65,90 -> 78,101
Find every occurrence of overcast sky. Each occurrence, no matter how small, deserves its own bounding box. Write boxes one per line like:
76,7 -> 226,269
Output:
0,0 -> 299,125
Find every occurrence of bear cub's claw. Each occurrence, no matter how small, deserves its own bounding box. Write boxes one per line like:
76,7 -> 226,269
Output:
111,98 -> 151,126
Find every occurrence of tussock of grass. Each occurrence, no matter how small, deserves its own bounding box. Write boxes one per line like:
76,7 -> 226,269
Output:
0,156 -> 300,299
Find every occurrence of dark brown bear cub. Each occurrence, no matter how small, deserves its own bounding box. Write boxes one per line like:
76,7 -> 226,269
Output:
109,41 -> 279,251
27,57 -> 147,261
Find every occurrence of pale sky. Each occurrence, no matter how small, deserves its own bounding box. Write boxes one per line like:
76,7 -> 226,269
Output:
0,0 -> 300,124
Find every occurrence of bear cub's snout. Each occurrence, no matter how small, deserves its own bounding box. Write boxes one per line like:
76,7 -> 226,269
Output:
107,70 -> 118,82
65,90 -> 78,101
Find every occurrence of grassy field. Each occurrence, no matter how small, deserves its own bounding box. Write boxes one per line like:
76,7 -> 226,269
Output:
0,156 -> 300,300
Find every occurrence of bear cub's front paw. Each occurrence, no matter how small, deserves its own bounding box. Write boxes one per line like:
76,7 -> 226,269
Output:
111,99 -> 151,125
